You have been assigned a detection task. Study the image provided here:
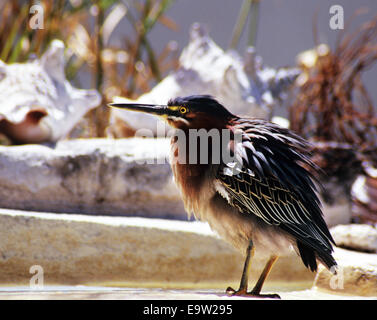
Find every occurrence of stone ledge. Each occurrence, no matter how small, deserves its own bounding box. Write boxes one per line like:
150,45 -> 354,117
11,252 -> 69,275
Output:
0,138 -> 186,219
0,138 -> 352,227
313,247 -> 377,297
330,224 -> 377,253
0,208 -> 313,288
0,287 -> 375,300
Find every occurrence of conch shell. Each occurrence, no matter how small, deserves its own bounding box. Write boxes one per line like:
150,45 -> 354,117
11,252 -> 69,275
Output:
0,40 -> 101,143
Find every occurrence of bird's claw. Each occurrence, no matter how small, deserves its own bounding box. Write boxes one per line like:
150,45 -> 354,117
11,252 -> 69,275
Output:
226,286 -> 245,296
226,287 -> 281,299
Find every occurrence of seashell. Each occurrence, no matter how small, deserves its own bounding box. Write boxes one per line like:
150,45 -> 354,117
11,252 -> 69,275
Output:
243,46 -> 300,113
111,23 -> 299,136
0,40 -> 101,143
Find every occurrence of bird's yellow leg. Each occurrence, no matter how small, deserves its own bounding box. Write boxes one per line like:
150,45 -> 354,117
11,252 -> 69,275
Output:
226,244 -> 281,299
226,241 -> 254,296
250,255 -> 280,298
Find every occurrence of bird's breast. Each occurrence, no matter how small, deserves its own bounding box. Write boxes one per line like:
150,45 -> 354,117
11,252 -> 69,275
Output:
169,134 -> 217,218
171,161 -> 213,217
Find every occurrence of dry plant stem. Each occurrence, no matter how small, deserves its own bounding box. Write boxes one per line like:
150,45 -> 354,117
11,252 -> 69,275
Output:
92,2 -> 109,138
289,14 -> 377,163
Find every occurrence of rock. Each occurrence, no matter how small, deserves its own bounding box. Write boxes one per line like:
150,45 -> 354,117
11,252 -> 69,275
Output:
0,137 -> 357,225
313,247 -> 377,297
271,116 -> 289,128
0,138 -> 186,219
321,198 -> 352,228
330,224 -> 377,253
1,287 -> 374,300
351,164 -> 377,224
0,208 -> 314,287
310,142 -> 363,227
110,23 -> 299,136
0,40 -> 101,143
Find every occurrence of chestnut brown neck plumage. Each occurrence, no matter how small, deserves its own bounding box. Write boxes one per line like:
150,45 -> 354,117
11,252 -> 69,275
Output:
169,110 -> 236,206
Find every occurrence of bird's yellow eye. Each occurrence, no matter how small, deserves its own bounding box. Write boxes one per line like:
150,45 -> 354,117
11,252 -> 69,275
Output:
180,106 -> 188,114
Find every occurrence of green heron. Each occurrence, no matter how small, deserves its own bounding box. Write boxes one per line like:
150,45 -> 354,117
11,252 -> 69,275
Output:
109,95 -> 337,298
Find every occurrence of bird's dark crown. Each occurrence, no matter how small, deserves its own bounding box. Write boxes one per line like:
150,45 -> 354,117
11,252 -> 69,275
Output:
167,95 -> 233,118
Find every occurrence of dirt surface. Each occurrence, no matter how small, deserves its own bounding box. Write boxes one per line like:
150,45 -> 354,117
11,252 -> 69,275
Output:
0,286 -> 374,300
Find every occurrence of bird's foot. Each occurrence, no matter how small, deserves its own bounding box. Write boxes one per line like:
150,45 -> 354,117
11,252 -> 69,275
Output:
226,287 -> 280,299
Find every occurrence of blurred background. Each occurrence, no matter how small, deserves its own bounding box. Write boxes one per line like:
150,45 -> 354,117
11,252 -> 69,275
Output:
1,0 -> 376,135
117,0 -> 377,105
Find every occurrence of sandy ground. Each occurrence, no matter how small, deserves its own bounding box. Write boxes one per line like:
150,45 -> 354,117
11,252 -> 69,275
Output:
0,286 -> 375,300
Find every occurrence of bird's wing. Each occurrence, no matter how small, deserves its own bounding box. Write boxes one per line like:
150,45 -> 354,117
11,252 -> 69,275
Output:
216,118 -> 335,252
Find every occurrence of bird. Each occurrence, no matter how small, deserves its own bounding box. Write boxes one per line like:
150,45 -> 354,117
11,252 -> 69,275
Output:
109,95 -> 337,299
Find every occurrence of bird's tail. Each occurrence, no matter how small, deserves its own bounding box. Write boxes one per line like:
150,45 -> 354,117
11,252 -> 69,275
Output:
297,240 -> 337,273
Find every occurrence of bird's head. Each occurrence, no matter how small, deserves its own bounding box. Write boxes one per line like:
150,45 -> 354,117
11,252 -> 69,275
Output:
109,95 -> 234,130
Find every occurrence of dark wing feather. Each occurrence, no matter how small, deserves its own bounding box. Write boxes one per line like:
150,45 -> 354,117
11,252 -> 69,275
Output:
217,118 -> 336,270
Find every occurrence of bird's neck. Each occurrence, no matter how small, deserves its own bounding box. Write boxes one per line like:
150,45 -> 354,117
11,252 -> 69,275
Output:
169,126 -> 225,214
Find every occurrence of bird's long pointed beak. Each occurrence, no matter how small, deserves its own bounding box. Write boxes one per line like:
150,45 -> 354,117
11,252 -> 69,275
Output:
108,102 -> 169,116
